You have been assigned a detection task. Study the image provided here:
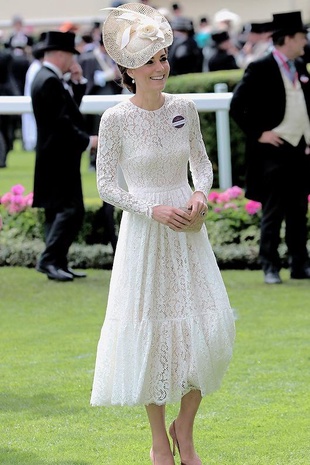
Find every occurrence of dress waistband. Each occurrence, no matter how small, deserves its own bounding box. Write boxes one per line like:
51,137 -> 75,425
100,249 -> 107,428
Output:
129,183 -> 188,194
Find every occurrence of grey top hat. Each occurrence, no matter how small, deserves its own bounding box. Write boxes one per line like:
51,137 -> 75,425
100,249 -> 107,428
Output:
170,17 -> 194,33
40,31 -> 80,55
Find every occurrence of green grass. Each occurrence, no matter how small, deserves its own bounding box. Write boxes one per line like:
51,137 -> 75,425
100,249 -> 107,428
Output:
1,142 -> 101,205
0,267 -> 309,465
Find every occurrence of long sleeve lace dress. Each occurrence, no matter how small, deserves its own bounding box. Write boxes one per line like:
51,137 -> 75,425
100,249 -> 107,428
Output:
90,93 -> 235,406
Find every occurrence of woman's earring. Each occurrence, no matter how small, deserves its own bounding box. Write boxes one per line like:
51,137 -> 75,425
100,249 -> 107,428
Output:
132,78 -> 135,84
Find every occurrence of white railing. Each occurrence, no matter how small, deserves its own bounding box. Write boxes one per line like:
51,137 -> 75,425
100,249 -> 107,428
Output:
0,89 -> 233,188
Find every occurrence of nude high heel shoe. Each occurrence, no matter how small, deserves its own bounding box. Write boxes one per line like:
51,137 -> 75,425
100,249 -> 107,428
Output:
169,420 -> 202,465
169,421 -> 184,464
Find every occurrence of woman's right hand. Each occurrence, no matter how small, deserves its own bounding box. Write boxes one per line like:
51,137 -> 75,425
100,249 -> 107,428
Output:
152,205 -> 192,231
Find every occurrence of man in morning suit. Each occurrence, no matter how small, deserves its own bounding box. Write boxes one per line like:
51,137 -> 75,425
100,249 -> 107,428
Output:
230,11 -> 310,284
31,31 -> 98,281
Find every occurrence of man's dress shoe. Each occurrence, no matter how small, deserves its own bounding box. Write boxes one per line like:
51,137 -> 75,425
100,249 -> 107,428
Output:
65,268 -> 87,278
291,267 -> 310,279
264,270 -> 282,284
36,264 -> 73,281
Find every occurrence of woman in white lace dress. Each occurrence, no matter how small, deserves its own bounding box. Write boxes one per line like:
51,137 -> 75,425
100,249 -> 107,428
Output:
90,4 -> 235,465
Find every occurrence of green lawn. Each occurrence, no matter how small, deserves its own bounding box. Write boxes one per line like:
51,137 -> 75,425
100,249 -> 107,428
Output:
1,142 -> 101,205
0,267 -> 309,465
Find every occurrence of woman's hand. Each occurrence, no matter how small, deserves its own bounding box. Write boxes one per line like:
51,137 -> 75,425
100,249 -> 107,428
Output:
186,191 -> 208,223
152,191 -> 208,231
152,205 -> 192,231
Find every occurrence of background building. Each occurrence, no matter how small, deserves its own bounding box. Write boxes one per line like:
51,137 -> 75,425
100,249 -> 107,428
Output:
1,0 -> 310,36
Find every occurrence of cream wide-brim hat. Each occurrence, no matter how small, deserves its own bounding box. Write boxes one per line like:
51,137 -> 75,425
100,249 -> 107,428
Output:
102,2 -> 173,69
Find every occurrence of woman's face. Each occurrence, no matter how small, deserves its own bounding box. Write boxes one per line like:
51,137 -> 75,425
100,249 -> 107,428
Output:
128,49 -> 170,93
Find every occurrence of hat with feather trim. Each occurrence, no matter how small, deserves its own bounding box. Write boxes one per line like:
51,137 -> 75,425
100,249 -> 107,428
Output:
101,2 -> 173,69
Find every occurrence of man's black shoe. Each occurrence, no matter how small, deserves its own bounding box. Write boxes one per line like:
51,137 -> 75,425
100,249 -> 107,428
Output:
36,264 -> 73,281
264,271 -> 282,284
65,268 -> 87,278
291,267 -> 310,279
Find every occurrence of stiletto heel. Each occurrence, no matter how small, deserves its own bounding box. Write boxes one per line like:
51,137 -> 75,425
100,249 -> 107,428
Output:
169,420 -> 202,465
169,420 -> 185,464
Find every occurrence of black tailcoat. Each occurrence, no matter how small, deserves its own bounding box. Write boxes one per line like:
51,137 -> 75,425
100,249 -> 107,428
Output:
31,66 -> 90,209
230,53 -> 310,201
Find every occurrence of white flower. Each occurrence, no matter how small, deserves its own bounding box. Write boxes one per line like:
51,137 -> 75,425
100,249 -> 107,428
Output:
117,12 -> 167,49
136,22 -> 159,40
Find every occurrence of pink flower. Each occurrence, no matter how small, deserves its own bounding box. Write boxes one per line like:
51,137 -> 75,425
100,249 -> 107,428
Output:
224,202 -> 238,210
0,192 -> 13,205
208,186 -> 245,204
208,191 -> 219,203
245,200 -> 262,215
8,204 -> 21,214
24,193 -> 33,207
214,207 -> 222,213
11,184 -> 25,195
12,194 -> 24,205
0,184 -> 33,214
217,192 -> 231,203
225,185 -> 243,199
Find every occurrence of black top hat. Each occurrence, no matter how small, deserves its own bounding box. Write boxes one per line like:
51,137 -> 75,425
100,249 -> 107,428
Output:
32,43 -> 45,60
40,31 -> 80,55
272,11 -> 308,38
211,30 -> 230,45
32,32 -> 47,60
250,22 -> 273,34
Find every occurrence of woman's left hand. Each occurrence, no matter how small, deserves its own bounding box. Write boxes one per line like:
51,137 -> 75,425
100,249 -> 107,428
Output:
186,191 -> 208,224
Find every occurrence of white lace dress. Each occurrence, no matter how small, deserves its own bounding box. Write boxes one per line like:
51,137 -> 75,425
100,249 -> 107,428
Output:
90,93 -> 235,406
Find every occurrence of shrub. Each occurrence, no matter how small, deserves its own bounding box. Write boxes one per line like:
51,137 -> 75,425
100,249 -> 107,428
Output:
0,236 -> 113,269
0,184 -> 44,239
1,183 -> 310,269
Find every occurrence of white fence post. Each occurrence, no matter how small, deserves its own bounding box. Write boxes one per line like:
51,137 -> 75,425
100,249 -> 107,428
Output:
214,83 -> 232,189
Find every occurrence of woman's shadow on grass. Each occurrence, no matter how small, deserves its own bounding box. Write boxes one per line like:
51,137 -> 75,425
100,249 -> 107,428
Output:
0,391 -> 85,416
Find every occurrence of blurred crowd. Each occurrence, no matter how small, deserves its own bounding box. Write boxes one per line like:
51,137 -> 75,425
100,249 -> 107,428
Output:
1,1 -> 310,166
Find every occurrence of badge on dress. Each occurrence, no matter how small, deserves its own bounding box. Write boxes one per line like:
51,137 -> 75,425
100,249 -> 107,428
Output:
172,115 -> 185,128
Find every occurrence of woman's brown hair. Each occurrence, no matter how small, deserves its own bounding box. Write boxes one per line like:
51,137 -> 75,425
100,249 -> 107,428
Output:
118,65 -> 136,94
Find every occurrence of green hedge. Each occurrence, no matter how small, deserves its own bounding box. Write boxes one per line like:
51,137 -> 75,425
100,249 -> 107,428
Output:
1,199 -> 309,269
165,70 -> 246,188
0,205 -> 260,269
